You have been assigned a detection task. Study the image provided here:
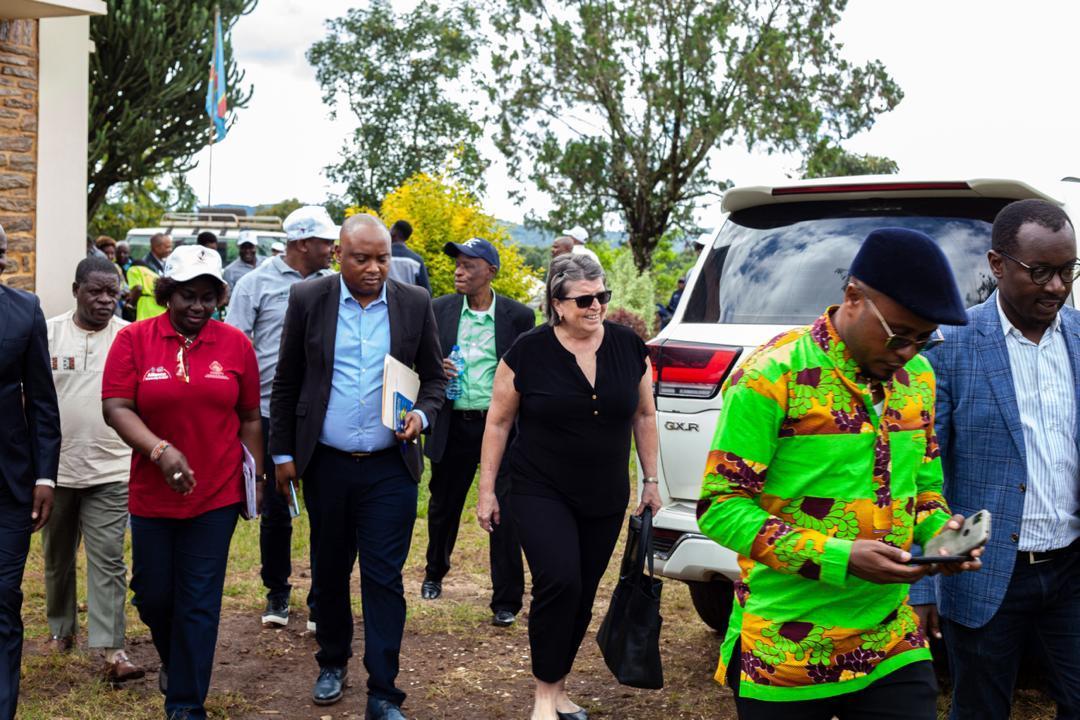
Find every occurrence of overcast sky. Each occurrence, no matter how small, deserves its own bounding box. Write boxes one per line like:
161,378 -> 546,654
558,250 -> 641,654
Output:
184,0 -> 1080,226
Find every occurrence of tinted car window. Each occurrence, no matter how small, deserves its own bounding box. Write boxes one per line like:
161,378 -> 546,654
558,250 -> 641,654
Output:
683,198 -> 1008,325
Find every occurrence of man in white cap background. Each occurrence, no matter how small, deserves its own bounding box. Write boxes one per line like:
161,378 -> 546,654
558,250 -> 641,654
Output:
224,231 -> 261,288
226,206 -> 337,631
562,224 -> 601,265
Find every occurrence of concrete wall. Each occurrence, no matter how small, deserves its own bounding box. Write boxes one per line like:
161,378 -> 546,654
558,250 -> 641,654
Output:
0,18 -> 38,293
34,14 -> 87,316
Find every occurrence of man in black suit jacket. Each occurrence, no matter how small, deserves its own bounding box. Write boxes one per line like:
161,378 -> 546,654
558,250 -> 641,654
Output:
421,239 -> 535,628
0,227 -> 60,720
270,214 -> 445,720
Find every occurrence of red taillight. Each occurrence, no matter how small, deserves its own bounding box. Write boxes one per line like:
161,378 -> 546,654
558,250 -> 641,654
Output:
772,181 -> 970,196
647,340 -> 742,399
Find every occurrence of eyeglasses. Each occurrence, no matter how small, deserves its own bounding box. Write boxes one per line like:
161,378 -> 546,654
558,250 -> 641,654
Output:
558,290 -> 613,308
996,250 -> 1080,286
855,286 -> 944,352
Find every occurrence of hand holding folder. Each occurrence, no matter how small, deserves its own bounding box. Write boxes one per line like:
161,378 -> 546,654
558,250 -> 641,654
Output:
382,354 -> 421,442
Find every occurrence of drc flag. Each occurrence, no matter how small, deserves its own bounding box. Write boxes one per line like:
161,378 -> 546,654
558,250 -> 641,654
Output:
205,11 -> 227,142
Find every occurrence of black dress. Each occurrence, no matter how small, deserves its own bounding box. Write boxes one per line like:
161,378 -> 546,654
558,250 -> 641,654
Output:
502,321 -> 647,517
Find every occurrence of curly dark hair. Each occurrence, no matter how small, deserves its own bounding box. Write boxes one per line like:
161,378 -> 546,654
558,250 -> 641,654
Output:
153,276 -> 227,308
992,199 -> 1073,255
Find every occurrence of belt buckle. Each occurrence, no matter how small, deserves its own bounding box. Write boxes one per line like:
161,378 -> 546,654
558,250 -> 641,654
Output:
350,451 -> 373,459
1028,551 -> 1052,565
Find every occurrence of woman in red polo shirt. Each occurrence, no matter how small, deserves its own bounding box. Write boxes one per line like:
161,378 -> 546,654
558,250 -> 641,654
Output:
102,245 -> 263,720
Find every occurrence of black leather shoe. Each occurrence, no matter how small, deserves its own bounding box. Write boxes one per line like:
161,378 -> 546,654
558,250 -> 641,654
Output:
492,610 -> 516,627
366,696 -> 407,719
158,665 -> 168,696
313,666 -> 347,706
557,710 -> 588,720
420,579 -> 441,600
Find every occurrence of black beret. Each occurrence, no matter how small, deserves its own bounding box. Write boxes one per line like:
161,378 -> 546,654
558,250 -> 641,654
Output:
849,228 -> 968,326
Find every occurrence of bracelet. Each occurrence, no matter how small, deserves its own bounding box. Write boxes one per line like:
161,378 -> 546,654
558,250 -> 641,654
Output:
642,476 -> 659,484
150,440 -> 171,463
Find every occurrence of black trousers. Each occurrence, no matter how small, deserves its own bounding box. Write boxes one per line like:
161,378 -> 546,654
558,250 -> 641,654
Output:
308,445 -> 416,706
729,648 -> 938,720
259,417 -> 319,613
513,493 -> 624,682
425,411 -> 524,613
0,485 -> 30,720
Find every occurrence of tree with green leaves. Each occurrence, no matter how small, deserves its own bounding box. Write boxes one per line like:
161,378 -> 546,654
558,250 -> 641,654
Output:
88,0 -> 256,221
800,139 -> 898,179
255,198 -> 305,221
490,0 -> 903,271
89,175 -> 199,241
308,1 -> 486,211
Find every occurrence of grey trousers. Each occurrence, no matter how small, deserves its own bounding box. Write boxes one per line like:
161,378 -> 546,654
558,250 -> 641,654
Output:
42,482 -> 129,649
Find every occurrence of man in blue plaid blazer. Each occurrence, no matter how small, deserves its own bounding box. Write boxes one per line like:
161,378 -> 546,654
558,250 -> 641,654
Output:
911,199 -> 1080,719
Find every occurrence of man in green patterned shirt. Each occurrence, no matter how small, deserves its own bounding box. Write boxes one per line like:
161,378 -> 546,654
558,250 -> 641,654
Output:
698,228 -> 983,719
421,239 -> 536,628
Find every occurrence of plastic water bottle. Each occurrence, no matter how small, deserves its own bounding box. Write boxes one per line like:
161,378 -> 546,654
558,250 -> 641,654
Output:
446,345 -> 466,400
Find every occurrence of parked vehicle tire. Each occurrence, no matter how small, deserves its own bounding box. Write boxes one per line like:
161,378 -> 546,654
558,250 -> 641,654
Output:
686,578 -> 735,633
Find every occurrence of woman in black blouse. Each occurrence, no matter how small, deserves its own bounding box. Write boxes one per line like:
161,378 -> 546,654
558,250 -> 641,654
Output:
478,253 -> 661,720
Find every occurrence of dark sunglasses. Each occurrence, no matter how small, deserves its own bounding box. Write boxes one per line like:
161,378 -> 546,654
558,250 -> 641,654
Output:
856,285 -> 944,352
558,290 -> 613,308
996,250 -> 1080,286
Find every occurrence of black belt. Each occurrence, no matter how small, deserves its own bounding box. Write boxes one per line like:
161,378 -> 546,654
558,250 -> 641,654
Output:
1018,538 -> 1080,565
453,409 -> 488,421
317,443 -> 398,462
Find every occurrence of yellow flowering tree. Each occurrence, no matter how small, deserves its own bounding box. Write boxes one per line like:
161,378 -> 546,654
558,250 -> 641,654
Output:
347,172 -> 539,301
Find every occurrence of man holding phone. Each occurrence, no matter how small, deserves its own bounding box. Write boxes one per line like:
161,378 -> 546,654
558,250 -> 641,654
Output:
697,228 -> 983,719
226,206 -> 336,630
911,199 -> 1080,719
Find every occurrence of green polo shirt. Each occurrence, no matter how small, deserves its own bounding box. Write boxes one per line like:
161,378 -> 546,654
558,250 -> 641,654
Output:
455,292 -> 497,411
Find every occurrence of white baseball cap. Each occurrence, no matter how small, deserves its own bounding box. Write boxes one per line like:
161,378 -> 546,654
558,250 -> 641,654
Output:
237,230 -> 258,247
562,225 -> 588,244
163,245 -> 224,283
284,205 -> 340,242
271,241 -> 285,253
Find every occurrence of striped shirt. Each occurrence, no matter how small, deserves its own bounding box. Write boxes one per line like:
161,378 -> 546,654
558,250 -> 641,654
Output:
997,295 -> 1080,551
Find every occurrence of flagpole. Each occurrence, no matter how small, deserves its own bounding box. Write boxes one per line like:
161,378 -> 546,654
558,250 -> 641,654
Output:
207,127 -> 214,208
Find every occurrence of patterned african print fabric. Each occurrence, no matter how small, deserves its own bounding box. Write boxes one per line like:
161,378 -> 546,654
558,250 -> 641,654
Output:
697,308 -> 952,702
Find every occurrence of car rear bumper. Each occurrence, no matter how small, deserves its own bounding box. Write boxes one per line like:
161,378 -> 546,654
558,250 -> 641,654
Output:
651,502 -> 741,584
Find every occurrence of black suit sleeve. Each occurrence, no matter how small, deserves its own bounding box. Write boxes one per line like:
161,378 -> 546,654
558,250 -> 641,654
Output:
514,302 -> 537,335
269,284 -> 306,458
23,296 -> 60,481
412,295 -> 447,432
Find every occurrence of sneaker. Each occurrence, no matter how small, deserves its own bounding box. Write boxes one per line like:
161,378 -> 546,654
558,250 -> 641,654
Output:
261,598 -> 289,627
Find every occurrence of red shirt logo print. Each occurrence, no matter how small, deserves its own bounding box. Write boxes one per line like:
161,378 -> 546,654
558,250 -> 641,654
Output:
205,360 -> 229,380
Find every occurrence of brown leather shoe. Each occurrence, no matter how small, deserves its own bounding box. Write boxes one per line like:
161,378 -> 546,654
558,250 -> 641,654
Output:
104,653 -> 146,684
43,635 -> 74,653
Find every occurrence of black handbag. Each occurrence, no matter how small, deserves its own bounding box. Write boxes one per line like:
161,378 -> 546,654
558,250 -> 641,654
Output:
596,507 -> 664,689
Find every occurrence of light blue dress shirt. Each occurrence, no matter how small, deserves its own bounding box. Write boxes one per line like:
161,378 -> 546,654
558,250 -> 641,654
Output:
272,277 -> 427,465
997,295 -> 1080,551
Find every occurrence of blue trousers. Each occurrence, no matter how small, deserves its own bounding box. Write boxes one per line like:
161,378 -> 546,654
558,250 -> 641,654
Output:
309,445 -> 416,707
260,417 -> 318,615
943,544 -> 1080,720
130,504 -> 239,720
0,490 -> 30,720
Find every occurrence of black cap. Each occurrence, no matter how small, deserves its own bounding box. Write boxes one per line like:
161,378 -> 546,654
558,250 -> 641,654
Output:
849,228 -> 968,326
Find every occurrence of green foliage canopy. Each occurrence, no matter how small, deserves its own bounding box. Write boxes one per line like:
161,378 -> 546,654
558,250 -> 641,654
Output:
800,139 -> 899,179
308,1 -> 487,211
489,0 -> 903,271
89,175 -> 198,241
88,0 -> 256,221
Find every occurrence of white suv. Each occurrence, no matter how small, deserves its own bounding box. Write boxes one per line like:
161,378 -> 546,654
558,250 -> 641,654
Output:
647,175 -> 1077,631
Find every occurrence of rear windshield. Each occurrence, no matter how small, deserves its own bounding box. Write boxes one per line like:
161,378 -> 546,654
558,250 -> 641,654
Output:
682,198 -> 1008,325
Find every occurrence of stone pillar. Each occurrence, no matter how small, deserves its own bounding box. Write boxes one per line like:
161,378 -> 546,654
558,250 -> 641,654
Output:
0,20 -> 36,291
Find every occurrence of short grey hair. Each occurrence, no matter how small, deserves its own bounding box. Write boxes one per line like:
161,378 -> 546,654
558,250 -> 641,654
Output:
546,253 -> 605,326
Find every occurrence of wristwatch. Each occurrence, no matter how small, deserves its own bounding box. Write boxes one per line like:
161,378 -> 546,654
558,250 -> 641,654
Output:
642,476 -> 659,484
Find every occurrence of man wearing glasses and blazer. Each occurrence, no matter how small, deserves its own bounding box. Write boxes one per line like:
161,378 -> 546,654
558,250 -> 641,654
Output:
911,199 -> 1080,719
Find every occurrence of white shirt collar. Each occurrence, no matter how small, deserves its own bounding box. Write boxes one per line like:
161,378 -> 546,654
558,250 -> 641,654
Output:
996,291 -> 1062,340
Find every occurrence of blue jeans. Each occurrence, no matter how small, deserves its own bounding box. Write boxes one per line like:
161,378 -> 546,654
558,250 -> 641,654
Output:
130,504 -> 239,720
943,543 -> 1080,720
309,445 -> 416,707
0,489 -> 30,720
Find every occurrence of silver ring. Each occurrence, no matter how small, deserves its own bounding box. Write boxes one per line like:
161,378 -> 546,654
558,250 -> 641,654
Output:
172,472 -> 183,480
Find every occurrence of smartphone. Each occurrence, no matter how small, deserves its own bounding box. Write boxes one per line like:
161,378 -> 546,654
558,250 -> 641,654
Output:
909,509 -> 991,564
288,482 -> 301,519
